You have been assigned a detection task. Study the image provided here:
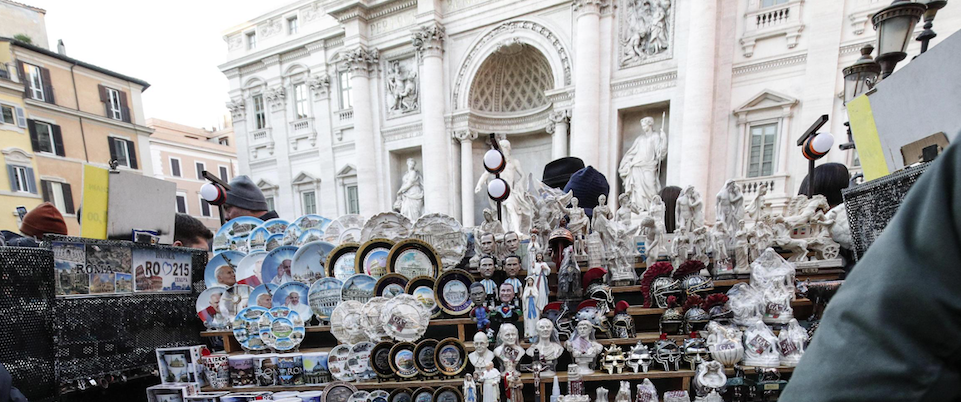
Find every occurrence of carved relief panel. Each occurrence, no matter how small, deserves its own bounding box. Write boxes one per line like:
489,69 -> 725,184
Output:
384,57 -> 419,117
618,0 -> 675,68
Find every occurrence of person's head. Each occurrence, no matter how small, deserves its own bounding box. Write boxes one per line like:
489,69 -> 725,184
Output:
407,158 -> 416,170
279,259 -> 292,276
223,175 -> 269,220
640,116 -> 654,132
480,233 -> 495,253
209,291 -> 222,306
498,323 -> 518,345
286,291 -> 300,305
257,293 -> 272,308
598,194 -> 607,205
470,282 -> 487,306
174,213 -> 213,249
618,192 -> 630,206
526,276 -> 535,287
19,202 -> 67,239
571,197 -> 579,208
504,255 -> 521,276
215,265 -> 235,286
474,331 -> 490,349
499,283 -> 515,303
536,318 -> 556,341
798,163 -> 850,208
504,232 -> 519,251
479,256 -> 496,277
576,320 -> 592,338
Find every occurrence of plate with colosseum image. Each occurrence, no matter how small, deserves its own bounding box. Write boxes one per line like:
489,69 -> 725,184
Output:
309,277 -> 343,322
411,214 -> 467,272
380,294 -> 429,342
293,214 -> 333,232
387,239 -> 440,280
258,306 -> 306,352
356,239 -> 394,279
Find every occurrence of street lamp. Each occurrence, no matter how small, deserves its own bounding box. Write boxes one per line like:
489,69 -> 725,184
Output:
872,0 -> 926,78
916,0 -> 949,54
840,44 -> 881,150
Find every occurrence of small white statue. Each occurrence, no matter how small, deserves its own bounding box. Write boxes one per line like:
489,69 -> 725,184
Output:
567,197 -> 590,256
692,226 -> 711,268
762,279 -> 794,325
526,318 -> 564,375
742,320 -> 779,368
710,221 -> 732,277
565,320 -> 603,375
615,193 -> 640,226
595,387 -> 608,402
715,180 -> 744,239
618,115 -> 668,212
746,183 -> 769,223
692,360 -> 727,398
823,203 -> 853,250
727,282 -> 764,328
640,196 -> 668,267
464,373 -> 478,402
480,362 -> 501,402
527,251 -> 550,314
675,186 -> 703,233
522,277 -> 540,341
777,318 -> 808,367
591,194 -> 615,260
395,158 -> 425,221
705,321 -> 744,367
614,381 -> 631,402
493,323 -> 525,374
772,221 -> 809,262
469,332 -> 495,375
634,379 -> 658,402
671,227 -> 692,267
475,139 -> 533,235
480,208 -> 505,235
733,221 -> 752,274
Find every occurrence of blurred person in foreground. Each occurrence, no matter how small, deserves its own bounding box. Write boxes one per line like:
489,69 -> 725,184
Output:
780,141 -> 961,401
1,202 -> 68,247
222,175 -> 279,221
173,213 -> 213,250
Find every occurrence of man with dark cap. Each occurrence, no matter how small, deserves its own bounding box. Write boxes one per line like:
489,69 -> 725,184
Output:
222,175 -> 279,221
1,202 -> 69,247
563,166 -> 610,219
542,157 -> 585,189
173,213 -> 214,250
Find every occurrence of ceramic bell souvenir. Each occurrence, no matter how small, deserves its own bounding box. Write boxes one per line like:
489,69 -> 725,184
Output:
469,283 -> 491,333
692,361 -> 727,399
493,323 -> 525,374
639,262 -> 678,308
705,321 -> 744,367
634,379 -> 658,402
682,295 -> 710,334
653,334 -> 682,371
743,321 -> 779,367
682,333 -> 710,371
599,344 -> 626,374
566,364 -> 584,396
556,246 -> 583,302
614,381 -> 631,402
727,282 -> 764,328
565,320 -> 603,375
610,301 -> 635,339
626,341 -> 652,373
526,318 -> 564,375
594,387 -> 608,402
777,318 -> 808,367
468,332 -> 495,375
659,296 -> 684,335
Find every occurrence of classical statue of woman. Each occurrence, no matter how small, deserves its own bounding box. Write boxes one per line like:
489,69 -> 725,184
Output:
618,115 -> 668,212
395,158 -> 424,221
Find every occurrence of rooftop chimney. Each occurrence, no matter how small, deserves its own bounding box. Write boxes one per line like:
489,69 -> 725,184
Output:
57,40 -> 66,56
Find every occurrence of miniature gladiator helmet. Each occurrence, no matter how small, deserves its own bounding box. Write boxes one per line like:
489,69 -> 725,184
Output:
640,262 -> 679,308
659,296 -> 684,335
611,301 -> 636,339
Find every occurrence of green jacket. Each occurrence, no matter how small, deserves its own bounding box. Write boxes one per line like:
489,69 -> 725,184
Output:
780,141 -> 961,401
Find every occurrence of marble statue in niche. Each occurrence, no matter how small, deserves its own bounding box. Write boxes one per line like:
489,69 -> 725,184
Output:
618,115 -> 668,213
394,158 -> 425,221
386,59 -> 419,115
620,0 -> 674,67
475,138 -> 533,235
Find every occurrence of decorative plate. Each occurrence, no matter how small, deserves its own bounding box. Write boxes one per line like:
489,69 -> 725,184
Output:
434,338 -> 467,377
411,214 -> 467,271
412,387 -> 434,402
349,341 -> 377,381
262,218 -> 290,234
258,306 -> 306,352
389,389 -> 414,402
265,233 -> 285,252
212,232 -> 230,254
434,269 -> 474,316
247,227 -> 271,253
236,251 -> 268,287
389,342 -> 418,379
204,251 -> 245,288
380,294 -> 430,342
413,339 -> 439,377
388,239 -> 441,280
326,214 -> 365,244
261,246 -> 298,286
231,306 -> 269,351
293,214 -> 333,231
248,283 -> 278,309
349,391 -> 371,402
362,297 -> 390,342
284,224 -> 304,246
328,345 -> 356,382
356,239 -> 394,279
406,276 -> 440,319
308,277 -> 343,322
322,381 -> 358,402
342,274 -> 377,303
328,243 -> 360,281
370,390 -> 390,402
228,235 -> 250,254
330,300 -> 369,344
433,387 -> 462,402
219,284 -> 253,319
272,281 -> 312,321
297,229 -> 326,247
361,212 -> 412,243
196,286 -> 228,329
370,342 -> 395,380
292,241 -> 335,285
375,274 -> 409,299
217,216 -> 264,239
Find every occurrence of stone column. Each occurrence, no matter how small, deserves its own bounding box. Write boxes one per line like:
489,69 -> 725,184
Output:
570,0 -> 606,167
453,129 -> 478,226
412,24 -> 452,216
546,109 -> 571,160
343,47 -> 381,217
678,0 -> 718,192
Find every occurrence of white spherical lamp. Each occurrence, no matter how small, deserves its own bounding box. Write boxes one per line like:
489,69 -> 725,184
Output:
487,178 -> 510,202
484,149 -> 506,173
201,182 -> 226,205
803,132 -> 835,160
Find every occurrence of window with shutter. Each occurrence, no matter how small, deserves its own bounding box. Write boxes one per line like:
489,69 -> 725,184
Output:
14,106 -> 27,128
25,63 -> 44,101
34,121 -> 56,154
170,158 -> 182,177
113,138 -> 130,167
176,194 -> 187,214
747,123 -> 778,178
200,197 -> 211,217
106,88 -> 123,120
346,185 -> 359,214
42,181 -> 73,214
0,105 -> 13,125
125,139 -> 138,169
196,162 -> 205,180
8,165 -> 31,193
339,71 -> 352,109
302,191 -> 317,215
252,95 -> 266,129
219,166 -> 229,181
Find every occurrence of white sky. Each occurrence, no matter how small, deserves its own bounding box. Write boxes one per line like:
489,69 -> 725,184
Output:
28,0 -> 280,129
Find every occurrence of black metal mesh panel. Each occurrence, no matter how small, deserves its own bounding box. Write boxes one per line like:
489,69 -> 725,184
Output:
0,247 -> 57,402
843,163 -> 929,260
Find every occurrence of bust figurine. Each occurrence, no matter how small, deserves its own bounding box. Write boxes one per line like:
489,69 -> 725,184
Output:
565,320 -> 603,375
526,318 -> 564,374
470,282 -> 491,332
469,332 -> 495,375
471,233 -> 497,272
493,323 -> 525,374
492,283 -> 521,326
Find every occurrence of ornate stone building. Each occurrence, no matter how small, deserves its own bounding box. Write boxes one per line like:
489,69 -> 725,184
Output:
220,0 -> 961,224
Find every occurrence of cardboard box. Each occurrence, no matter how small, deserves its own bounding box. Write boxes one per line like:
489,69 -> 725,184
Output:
146,383 -> 200,402
156,345 -> 208,385
186,391 -> 231,402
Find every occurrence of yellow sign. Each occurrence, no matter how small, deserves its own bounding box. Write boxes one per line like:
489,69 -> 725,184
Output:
81,165 -> 109,239
846,95 -> 890,181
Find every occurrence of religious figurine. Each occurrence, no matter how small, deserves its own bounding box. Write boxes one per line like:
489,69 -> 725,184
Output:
470,282 -> 492,333
626,341 -> 652,373
746,183 -> 769,223
634,379 -> 658,402
733,221 -> 752,274
493,323 -> 525,374
503,255 -> 523,295
493,283 -> 522,326
591,195 -> 615,260
705,321 -> 744,367
618,115 -> 668,212
762,278 -> 794,325
710,221 -> 733,278
565,320 -> 603,375
615,381 -> 631,402
526,318 -> 564,374
675,186 -> 703,233
556,246 -> 583,302
480,362 -> 501,402
743,321 -> 779,368
692,361 -> 727,399
653,334 -> 682,371
394,158 -> 424,221
567,364 -> 584,396
639,196 -> 667,267
610,301 -> 636,339
715,180 -> 744,241
567,198 -> 590,256
481,208 -> 505,235
464,373 -> 478,402
727,282 -> 764,328
777,318 -> 808,367
505,370 -> 523,402
469,332 -> 496,375
594,387 -> 608,402
600,344 -> 626,374
523,277 -> 540,341
479,256 -> 499,309
475,139 -> 533,235
530,350 -> 547,402
527,251 -> 550,315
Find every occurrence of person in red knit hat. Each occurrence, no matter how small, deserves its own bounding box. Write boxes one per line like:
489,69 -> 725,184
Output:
1,202 -> 68,247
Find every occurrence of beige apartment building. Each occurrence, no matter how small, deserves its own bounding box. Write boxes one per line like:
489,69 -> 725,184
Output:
146,118 -> 237,231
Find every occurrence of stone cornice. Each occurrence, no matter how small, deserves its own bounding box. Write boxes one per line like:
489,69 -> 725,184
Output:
839,40 -> 874,56
732,54 -> 807,76
368,0 -> 416,20
381,122 -> 423,142
572,0 -> 610,15
610,70 -> 677,97
411,23 -> 446,58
